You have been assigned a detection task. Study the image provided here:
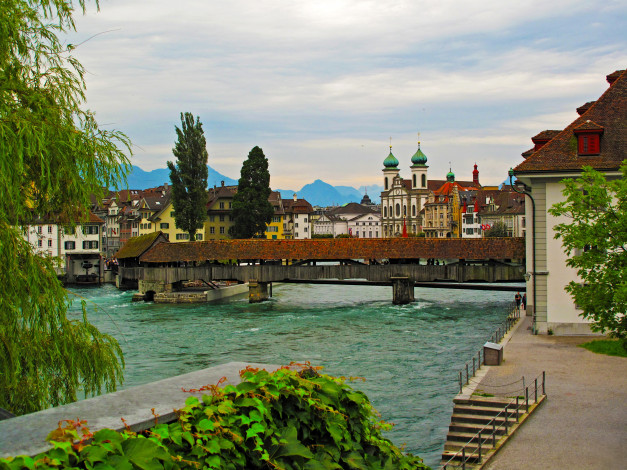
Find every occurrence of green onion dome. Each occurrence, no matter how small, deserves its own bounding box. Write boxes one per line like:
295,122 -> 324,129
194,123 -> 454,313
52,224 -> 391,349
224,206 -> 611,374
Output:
383,149 -> 399,168
411,146 -> 427,165
446,170 -> 455,182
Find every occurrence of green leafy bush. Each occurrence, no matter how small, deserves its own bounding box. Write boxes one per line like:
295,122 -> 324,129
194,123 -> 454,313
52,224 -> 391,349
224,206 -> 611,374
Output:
0,366 -> 429,469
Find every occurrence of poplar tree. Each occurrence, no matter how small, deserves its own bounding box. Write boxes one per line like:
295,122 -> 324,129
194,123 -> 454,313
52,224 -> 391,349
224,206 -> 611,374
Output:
0,0 -> 130,414
231,146 -> 274,238
167,112 -> 209,241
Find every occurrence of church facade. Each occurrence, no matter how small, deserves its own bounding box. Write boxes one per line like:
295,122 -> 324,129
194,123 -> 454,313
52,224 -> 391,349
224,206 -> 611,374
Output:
379,143 -> 431,237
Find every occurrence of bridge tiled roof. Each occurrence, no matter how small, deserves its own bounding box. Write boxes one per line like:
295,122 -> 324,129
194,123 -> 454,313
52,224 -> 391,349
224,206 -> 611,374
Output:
116,231 -> 169,259
139,237 -> 525,263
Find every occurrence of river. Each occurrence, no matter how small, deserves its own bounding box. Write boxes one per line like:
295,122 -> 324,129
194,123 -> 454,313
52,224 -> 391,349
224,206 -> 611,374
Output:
67,283 -> 515,468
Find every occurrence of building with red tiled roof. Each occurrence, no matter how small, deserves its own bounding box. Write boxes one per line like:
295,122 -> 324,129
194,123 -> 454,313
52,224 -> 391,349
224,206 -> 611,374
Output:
423,169 -> 480,238
513,69 -> 626,335
282,194 -> 314,239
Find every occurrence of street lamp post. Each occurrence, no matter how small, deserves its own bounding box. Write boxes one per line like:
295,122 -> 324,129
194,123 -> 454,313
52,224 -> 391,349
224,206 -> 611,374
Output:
509,168 -> 537,334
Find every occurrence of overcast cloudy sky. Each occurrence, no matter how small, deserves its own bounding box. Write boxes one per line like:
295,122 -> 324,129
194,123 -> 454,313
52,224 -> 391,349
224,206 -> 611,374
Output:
68,0 -> 626,190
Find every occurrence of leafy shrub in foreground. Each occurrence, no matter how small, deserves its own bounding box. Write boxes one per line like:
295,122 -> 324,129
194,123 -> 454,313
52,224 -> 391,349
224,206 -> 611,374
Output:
0,365 -> 429,469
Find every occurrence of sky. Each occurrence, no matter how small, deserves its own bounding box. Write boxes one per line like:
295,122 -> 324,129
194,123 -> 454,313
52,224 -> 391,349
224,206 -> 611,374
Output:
67,0 -> 627,190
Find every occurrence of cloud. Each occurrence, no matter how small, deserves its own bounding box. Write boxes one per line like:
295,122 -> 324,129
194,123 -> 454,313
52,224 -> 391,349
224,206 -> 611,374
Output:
66,0 -> 627,189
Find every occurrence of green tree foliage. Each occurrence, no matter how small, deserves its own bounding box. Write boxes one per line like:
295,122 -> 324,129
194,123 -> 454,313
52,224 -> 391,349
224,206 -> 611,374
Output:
167,112 -> 209,241
0,0 -> 129,414
548,162 -> 627,344
0,366 -> 429,469
231,146 -> 274,238
483,221 -> 510,237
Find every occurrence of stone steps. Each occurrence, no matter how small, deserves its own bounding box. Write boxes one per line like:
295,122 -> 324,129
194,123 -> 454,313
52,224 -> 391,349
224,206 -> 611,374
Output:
440,395 -> 545,469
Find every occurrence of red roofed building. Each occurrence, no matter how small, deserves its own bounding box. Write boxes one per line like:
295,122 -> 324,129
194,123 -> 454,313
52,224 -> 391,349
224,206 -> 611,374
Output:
423,168 -> 480,238
282,194 -> 314,239
513,69 -> 626,335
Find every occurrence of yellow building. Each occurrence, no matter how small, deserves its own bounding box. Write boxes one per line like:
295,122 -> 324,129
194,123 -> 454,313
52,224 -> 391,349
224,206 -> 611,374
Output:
264,191 -> 285,239
204,183 -> 237,240
150,199 -> 203,242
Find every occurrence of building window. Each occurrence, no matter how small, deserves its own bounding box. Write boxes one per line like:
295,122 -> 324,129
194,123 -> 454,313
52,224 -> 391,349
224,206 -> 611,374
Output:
384,206 -> 387,217
209,215 -> 215,222
577,134 -> 600,155
82,241 -> 98,249
412,205 -> 416,216
229,202 -> 232,209
37,239 -> 42,247
413,174 -> 416,187
170,211 -> 175,217
196,234 -> 203,240
48,226 -> 53,233
38,226 -> 42,234
295,223 -> 298,228
395,203 -> 400,217
421,174 -> 426,187
220,227 -> 225,234
220,215 -> 225,222
48,239 -> 52,247
210,227 -> 215,234
385,177 -> 388,190
273,216 -> 281,223
64,241 -> 75,250
160,223 -> 169,229
219,202 -> 225,209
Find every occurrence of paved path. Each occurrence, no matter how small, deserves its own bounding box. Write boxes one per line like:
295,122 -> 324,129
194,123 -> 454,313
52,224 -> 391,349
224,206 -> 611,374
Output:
475,315 -> 627,469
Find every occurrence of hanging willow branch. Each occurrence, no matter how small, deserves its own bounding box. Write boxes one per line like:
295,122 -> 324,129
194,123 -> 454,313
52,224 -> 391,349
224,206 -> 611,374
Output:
0,0 -> 130,414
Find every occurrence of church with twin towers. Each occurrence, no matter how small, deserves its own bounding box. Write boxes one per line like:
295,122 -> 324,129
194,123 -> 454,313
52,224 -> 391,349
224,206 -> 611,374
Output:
380,138 -> 480,238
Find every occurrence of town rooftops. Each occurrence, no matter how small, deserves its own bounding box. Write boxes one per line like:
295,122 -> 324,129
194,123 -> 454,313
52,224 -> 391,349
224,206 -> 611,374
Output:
515,69 -> 626,174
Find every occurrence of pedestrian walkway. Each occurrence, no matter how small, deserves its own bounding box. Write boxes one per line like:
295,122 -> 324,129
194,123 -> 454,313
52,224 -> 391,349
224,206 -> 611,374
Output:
475,315 -> 627,469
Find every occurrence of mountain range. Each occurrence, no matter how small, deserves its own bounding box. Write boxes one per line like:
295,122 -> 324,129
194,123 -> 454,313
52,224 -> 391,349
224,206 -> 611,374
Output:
124,165 -> 381,206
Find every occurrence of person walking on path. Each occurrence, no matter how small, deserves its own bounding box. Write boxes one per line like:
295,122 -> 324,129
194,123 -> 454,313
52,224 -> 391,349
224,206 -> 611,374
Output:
522,293 -> 527,311
515,292 -> 522,312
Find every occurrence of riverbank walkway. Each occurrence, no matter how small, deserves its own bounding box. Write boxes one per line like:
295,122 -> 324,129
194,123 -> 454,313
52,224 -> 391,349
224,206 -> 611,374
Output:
474,314 -> 626,469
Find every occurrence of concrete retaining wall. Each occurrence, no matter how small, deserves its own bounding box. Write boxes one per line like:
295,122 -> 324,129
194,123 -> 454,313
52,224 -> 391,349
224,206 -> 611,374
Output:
0,362 -> 277,459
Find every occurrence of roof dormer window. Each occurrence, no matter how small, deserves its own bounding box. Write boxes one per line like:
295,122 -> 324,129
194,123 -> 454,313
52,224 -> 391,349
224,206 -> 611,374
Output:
574,120 -> 603,156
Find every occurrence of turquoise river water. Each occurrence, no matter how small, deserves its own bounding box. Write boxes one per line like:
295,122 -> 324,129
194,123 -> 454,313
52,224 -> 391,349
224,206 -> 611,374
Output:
67,283 -> 515,468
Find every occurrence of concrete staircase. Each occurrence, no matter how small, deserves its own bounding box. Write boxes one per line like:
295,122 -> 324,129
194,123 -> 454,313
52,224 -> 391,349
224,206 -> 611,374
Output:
440,394 -> 545,469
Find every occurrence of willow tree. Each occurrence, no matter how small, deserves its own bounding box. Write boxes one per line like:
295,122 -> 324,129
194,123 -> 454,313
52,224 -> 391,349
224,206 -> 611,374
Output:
167,112 -> 209,241
0,0 -> 130,414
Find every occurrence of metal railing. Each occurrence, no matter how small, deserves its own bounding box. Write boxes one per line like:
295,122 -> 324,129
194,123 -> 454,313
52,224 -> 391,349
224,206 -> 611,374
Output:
458,301 -> 520,393
441,372 -> 546,470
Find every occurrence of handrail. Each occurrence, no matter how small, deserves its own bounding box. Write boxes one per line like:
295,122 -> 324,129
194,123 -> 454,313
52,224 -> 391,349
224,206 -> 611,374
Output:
458,301 -> 520,393
440,371 -> 546,470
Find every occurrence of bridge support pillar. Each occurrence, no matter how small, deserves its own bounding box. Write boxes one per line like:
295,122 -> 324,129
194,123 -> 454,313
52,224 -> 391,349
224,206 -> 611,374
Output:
391,276 -> 414,305
249,280 -> 270,303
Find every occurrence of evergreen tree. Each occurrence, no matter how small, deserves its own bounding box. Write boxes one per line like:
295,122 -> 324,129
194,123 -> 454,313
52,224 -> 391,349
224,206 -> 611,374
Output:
167,113 -> 209,241
0,0 -> 129,414
231,146 -> 274,238
548,162 -> 627,345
